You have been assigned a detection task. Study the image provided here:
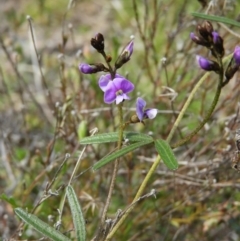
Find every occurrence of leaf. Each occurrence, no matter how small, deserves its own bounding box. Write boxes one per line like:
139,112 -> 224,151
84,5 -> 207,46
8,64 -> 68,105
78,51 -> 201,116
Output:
66,185 -> 86,241
1,193 -> 18,208
80,132 -> 118,144
192,12 -> 240,28
154,139 -> 178,170
80,132 -> 153,145
93,140 -> 153,170
14,208 -> 71,241
124,132 -> 153,142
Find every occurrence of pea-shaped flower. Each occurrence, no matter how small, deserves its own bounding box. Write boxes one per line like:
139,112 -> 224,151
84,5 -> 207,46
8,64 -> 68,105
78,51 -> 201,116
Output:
136,97 -> 158,121
99,74 -> 134,104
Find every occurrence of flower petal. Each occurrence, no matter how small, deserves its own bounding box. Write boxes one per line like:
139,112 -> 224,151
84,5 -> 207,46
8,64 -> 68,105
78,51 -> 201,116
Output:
136,97 -> 146,121
145,109 -> 158,119
99,74 -> 125,92
104,81 -> 117,104
116,95 -> 124,104
120,79 -> 135,93
112,78 -> 134,94
99,74 -> 112,92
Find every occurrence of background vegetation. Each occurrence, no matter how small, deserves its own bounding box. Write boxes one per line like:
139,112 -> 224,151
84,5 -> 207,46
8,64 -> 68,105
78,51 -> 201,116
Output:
1,0 -> 240,240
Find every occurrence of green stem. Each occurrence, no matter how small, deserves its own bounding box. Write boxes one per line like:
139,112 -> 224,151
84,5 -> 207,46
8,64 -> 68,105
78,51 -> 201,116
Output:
100,103 -> 124,236
171,55 -> 224,148
105,53 -> 232,241
171,73 -> 222,148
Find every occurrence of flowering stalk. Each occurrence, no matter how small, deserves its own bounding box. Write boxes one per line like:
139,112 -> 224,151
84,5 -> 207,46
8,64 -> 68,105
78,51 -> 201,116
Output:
105,52 -> 233,241
83,34 -> 135,237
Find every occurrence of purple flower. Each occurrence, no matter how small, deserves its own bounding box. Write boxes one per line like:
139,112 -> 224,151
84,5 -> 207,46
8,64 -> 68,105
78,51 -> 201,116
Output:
233,45 -> 240,65
99,73 -> 123,92
99,76 -> 135,104
196,55 -> 219,72
136,97 -> 158,121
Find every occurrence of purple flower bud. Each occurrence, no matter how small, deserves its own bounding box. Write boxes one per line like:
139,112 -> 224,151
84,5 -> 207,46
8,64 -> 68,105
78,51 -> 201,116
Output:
190,32 -> 209,47
136,97 -> 158,122
123,40 -> 134,59
234,45 -> 240,65
190,32 -> 196,40
211,31 -> 224,57
212,31 -> 220,44
79,63 -> 97,74
79,63 -> 106,74
196,55 -> 220,72
225,45 -> 240,81
115,40 -> 134,69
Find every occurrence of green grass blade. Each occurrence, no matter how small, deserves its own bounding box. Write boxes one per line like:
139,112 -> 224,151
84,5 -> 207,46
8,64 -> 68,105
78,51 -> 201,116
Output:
154,139 -> 178,170
93,140 -> 153,170
66,185 -> 86,241
14,208 -> 71,241
80,132 -> 153,145
192,12 -> 240,28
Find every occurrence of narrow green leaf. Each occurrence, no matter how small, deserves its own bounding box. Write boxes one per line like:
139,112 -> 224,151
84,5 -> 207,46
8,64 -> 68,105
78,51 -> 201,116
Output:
154,139 -> 178,170
66,185 -> 86,241
192,12 -> 240,28
124,132 -> 153,142
80,132 -> 153,145
14,208 -> 71,241
93,140 -> 153,170
80,132 -> 118,144
1,193 -> 18,208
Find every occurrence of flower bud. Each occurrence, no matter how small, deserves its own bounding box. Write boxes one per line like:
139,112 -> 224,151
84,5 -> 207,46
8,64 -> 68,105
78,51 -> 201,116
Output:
225,46 -> 240,81
196,55 -> 220,72
233,45 -> 240,65
115,40 -> 134,69
197,23 -> 213,43
190,32 -> 209,47
79,63 -> 106,74
90,33 -> 105,52
212,31 -> 224,57
203,21 -> 213,34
